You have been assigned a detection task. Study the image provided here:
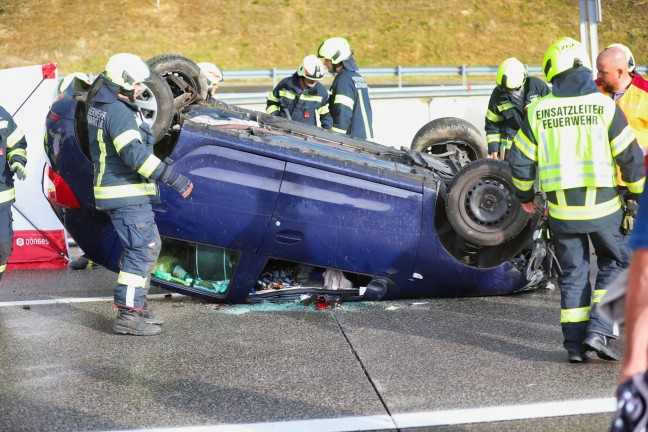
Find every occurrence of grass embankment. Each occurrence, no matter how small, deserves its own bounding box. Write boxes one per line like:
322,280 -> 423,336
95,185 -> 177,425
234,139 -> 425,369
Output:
0,0 -> 645,83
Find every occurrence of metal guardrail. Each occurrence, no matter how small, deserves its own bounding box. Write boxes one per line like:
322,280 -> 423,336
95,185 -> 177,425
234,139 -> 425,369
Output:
217,65 -> 648,105
224,65 -> 648,87
217,84 -> 496,105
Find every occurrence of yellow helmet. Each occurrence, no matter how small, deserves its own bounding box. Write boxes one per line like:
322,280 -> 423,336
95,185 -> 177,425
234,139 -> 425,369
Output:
607,43 -> 636,72
104,53 -> 150,91
496,57 -> 527,90
542,37 -> 592,83
297,55 -> 325,81
317,37 -> 352,64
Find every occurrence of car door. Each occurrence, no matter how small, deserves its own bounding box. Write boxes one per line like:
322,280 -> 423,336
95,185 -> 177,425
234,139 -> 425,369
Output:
258,162 -> 423,287
155,137 -> 285,253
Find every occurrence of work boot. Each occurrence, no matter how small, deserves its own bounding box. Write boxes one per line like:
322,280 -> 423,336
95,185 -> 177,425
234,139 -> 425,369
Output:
138,301 -> 164,325
583,332 -> 621,361
113,308 -> 162,336
69,255 -> 89,270
568,350 -> 594,364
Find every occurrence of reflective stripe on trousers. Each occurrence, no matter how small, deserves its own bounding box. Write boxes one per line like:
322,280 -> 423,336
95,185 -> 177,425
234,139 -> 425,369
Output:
552,214 -> 630,351
107,204 -> 161,309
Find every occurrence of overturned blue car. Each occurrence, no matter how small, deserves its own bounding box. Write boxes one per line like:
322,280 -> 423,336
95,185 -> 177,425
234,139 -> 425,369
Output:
43,54 -> 545,304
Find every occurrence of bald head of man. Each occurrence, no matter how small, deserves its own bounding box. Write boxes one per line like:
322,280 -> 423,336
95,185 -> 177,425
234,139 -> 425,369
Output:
597,46 -> 633,94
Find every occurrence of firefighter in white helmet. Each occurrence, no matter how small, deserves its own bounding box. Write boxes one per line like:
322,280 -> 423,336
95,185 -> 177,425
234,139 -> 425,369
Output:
198,62 -> 224,98
266,54 -> 332,128
485,57 -> 550,159
317,37 -> 373,139
87,53 -> 194,335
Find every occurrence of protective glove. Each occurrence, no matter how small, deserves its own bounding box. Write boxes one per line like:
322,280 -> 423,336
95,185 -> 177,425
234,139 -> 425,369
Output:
163,171 -> 193,198
622,200 -> 638,235
10,162 -> 26,181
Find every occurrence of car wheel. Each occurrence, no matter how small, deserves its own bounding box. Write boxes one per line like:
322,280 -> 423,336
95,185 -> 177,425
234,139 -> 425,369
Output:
138,69 -> 175,144
411,117 -> 487,162
146,54 -> 209,109
446,159 -> 529,247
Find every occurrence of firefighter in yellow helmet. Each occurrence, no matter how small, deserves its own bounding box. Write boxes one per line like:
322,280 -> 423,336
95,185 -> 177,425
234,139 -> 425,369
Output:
485,57 -> 550,159
508,37 -> 645,363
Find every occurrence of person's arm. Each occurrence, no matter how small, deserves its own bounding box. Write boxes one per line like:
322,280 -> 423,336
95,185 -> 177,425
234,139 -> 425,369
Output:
107,107 -> 192,198
0,107 -> 28,179
318,88 -> 333,129
485,91 -> 503,158
329,75 -> 355,134
619,249 -> 648,385
609,104 -> 645,198
266,86 -> 282,116
507,115 -> 538,213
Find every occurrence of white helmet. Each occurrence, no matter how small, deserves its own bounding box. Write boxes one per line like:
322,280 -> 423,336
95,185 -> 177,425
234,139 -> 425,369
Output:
297,55 -> 325,81
104,53 -> 150,91
58,72 -> 91,93
198,62 -> 224,85
317,37 -> 352,64
607,43 -> 636,72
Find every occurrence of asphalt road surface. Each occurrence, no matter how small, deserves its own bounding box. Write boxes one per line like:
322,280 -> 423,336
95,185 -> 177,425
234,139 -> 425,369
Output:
0,264 -> 621,432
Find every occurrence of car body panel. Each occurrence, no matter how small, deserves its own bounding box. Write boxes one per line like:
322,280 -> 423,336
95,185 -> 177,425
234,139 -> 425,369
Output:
43,88 -> 538,303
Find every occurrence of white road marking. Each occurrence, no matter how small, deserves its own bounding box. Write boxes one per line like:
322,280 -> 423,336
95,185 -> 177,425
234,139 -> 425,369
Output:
0,293 -> 182,307
107,397 -> 616,432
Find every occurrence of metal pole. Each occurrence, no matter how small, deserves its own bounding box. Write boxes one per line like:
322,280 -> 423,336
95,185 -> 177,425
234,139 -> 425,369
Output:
397,65 -> 402,88
587,0 -> 601,78
579,0 -> 589,54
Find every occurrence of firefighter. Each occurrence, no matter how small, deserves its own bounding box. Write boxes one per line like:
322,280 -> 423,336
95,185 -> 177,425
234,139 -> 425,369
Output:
87,53 -> 194,336
485,57 -> 550,159
266,55 -> 332,129
0,106 -> 27,283
317,37 -> 374,139
198,62 -> 224,99
508,37 -> 645,363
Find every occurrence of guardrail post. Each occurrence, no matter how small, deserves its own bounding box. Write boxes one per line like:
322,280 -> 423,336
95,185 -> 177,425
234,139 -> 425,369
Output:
272,68 -> 277,87
461,65 -> 466,87
397,65 -> 402,88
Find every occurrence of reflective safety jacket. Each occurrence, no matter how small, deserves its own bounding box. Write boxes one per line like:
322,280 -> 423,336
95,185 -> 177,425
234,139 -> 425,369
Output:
509,69 -> 645,233
328,67 -> 374,139
0,105 -> 27,206
87,81 -> 179,211
266,73 -> 332,128
596,73 -> 648,151
485,76 -> 550,154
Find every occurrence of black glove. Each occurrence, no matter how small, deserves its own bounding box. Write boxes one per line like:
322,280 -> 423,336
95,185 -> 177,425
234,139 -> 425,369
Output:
622,199 -> 638,235
163,171 -> 193,198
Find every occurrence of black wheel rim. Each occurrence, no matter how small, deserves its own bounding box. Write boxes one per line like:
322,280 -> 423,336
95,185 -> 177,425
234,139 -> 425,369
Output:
462,176 -> 515,231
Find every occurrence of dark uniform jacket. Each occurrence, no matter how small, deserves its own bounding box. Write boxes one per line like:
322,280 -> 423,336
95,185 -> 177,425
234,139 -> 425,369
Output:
329,62 -> 374,139
508,69 -> 645,233
266,73 -> 332,128
0,105 -> 27,206
485,76 -> 550,154
87,81 -> 179,210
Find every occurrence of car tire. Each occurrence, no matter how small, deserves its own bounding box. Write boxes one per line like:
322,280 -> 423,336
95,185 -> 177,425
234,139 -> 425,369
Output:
146,54 -> 209,108
446,159 -> 529,247
138,69 -> 175,143
411,117 -> 487,162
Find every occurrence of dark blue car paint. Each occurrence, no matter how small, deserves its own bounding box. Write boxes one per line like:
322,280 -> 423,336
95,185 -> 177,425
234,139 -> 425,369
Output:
44,93 -> 533,303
